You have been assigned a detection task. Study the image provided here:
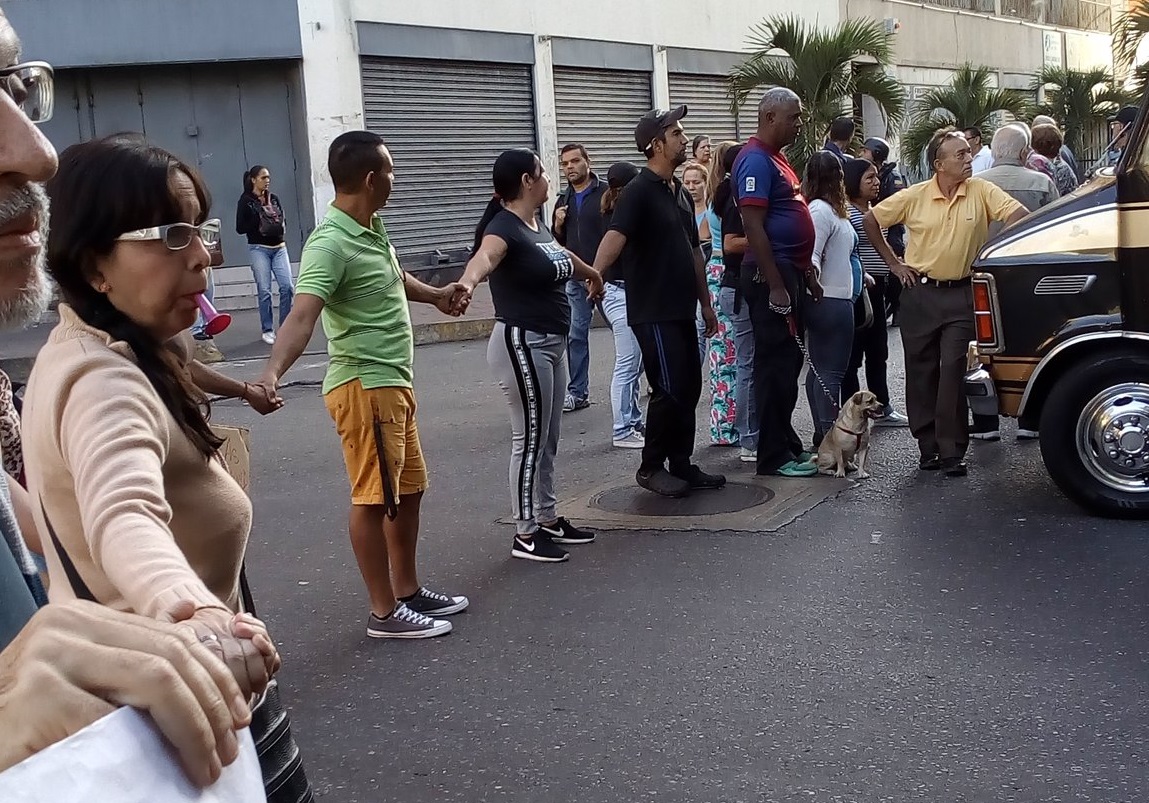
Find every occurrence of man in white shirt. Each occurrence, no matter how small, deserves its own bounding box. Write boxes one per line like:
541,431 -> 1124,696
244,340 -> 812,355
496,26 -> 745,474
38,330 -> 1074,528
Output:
964,126 -> 994,174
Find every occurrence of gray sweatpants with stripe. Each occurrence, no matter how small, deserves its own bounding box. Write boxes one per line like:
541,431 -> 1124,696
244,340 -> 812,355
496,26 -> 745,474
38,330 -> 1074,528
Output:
487,322 -> 567,536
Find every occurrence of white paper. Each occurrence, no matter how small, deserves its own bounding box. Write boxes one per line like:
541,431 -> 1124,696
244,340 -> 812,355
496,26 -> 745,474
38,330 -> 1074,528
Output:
0,707 -> 265,802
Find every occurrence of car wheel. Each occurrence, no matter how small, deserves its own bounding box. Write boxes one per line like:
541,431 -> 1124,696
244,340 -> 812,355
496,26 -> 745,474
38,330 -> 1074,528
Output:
1039,349 -> 1149,518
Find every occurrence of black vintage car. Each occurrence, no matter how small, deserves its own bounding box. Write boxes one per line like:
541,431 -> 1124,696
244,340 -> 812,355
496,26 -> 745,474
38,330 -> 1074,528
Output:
965,100 -> 1149,517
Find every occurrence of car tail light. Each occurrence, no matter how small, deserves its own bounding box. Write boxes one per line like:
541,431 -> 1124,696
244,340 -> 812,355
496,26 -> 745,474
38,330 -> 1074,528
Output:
971,273 -> 1003,353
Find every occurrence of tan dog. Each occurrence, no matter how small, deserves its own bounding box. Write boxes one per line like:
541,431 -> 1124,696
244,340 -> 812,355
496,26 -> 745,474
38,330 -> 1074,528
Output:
816,390 -> 885,479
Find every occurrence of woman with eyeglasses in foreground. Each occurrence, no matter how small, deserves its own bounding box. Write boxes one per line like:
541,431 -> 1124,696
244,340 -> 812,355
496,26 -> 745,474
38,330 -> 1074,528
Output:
20,134 -> 280,700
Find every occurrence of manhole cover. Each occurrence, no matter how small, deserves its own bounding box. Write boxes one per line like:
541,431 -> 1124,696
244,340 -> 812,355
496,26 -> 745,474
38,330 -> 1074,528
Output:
591,481 -> 774,517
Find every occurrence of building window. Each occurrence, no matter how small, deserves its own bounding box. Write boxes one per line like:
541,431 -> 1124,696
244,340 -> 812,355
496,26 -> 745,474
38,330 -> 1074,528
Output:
920,0 -> 1110,32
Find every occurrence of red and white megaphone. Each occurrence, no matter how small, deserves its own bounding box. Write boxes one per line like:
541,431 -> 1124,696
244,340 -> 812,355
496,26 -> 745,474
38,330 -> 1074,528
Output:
195,293 -> 232,337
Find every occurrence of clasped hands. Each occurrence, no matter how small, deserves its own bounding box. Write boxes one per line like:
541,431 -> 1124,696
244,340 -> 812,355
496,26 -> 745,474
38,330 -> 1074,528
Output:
445,271 -> 605,316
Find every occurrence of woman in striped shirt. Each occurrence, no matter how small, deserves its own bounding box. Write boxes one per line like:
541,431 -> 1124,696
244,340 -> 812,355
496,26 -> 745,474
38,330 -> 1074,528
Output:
842,158 -> 909,427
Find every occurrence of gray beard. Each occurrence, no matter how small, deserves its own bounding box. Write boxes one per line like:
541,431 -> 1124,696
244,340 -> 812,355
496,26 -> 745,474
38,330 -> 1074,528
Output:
0,183 -> 53,330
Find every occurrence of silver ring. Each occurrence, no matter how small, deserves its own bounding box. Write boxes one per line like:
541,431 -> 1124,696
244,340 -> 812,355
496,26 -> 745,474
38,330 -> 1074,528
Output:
198,633 -> 221,646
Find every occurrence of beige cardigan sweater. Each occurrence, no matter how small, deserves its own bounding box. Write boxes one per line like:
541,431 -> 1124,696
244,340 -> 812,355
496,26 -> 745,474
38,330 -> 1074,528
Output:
22,305 -> 252,616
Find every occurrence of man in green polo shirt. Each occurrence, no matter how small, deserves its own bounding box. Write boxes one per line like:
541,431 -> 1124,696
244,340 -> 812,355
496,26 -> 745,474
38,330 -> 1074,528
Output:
258,131 -> 470,640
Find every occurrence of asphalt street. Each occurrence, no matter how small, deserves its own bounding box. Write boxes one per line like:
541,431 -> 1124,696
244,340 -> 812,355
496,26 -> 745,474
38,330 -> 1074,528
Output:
214,328 -> 1148,803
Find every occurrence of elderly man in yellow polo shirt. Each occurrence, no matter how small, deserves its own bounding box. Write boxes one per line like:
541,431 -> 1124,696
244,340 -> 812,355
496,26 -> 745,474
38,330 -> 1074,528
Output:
863,127 -> 1027,477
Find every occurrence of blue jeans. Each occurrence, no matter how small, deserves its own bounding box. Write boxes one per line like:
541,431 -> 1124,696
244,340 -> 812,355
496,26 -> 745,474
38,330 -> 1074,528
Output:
565,280 -> 594,401
249,244 -> 294,334
718,286 -> 758,451
190,268 -> 215,339
804,297 -> 855,444
599,283 -> 644,439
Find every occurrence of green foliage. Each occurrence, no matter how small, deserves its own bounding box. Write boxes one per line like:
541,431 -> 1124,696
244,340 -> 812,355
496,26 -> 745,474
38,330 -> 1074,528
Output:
901,65 -> 1031,169
728,15 -> 903,172
1033,67 -> 1134,154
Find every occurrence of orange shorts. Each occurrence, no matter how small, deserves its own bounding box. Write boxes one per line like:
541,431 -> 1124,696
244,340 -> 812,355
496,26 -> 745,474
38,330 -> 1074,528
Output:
323,380 -> 429,508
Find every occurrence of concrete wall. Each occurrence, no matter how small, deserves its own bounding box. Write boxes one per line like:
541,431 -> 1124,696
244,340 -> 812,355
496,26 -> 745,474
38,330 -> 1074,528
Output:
844,0 -> 1112,75
5,0 -> 302,67
295,0 -> 841,218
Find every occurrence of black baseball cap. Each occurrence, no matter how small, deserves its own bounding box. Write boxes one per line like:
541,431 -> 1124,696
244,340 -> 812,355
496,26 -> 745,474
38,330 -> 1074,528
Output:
1110,106 -> 1138,126
634,105 -> 688,153
607,161 -> 641,189
862,137 -> 891,164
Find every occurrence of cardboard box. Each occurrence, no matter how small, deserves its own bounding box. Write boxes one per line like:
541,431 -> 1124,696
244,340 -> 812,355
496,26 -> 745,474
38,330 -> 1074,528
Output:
212,424 -> 251,494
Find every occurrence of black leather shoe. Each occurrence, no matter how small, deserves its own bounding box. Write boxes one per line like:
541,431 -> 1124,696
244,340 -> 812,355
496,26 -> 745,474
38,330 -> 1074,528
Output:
636,468 -> 690,498
919,454 -> 942,471
671,464 -> 727,490
941,458 -> 968,477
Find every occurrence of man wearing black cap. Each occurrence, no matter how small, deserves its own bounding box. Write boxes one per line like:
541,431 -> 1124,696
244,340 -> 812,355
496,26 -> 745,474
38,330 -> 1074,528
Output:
1104,106 -> 1138,169
593,106 -> 725,498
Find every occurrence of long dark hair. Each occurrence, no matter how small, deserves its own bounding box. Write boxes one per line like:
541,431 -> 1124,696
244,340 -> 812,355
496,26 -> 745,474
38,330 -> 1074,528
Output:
471,149 -> 541,255
243,164 -> 267,195
711,143 -> 744,217
46,134 -> 223,458
843,158 -> 876,202
802,151 -> 848,218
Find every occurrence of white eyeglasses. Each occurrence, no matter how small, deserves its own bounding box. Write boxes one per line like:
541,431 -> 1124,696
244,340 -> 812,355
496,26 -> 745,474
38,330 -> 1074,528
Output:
1,61 -> 54,124
116,219 -> 221,250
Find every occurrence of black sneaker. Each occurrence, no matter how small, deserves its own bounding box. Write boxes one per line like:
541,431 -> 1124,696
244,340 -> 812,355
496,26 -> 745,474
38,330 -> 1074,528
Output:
538,517 -> 595,545
671,464 -> 727,490
942,458 -> 968,477
919,454 -> 942,471
403,586 -> 469,616
636,468 -> 690,498
511,533 -> 569,563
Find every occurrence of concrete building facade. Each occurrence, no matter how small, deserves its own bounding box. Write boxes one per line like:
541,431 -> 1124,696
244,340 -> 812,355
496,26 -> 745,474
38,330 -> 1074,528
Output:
7,0 -> 1118,305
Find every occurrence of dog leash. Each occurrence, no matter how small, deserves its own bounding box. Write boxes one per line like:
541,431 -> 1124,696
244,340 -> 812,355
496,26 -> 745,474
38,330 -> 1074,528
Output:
769,301 -> 840,412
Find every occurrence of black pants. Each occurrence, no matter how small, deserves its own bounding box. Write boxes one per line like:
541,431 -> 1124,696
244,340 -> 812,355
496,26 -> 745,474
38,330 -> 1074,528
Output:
745,267 -> 805,474
842,276 -> 891,407
631,320 -> 702,474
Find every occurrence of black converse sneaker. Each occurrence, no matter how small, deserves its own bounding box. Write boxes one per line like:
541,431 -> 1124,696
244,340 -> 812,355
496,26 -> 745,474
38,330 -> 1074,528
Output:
511,532 -> 569,563
366,603 -> 452,639
403,586 -> 469,616
537,517 -> 596,545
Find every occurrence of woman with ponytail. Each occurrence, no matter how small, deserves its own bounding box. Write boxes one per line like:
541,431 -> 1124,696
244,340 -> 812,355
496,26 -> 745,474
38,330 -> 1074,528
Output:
459,149 -> 605,564
21,134 -> 280,699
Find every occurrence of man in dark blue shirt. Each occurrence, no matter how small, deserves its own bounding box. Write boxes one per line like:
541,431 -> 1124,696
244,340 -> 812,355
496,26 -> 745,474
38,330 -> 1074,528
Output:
822,116 -> 856,166
735,88 -> 824,478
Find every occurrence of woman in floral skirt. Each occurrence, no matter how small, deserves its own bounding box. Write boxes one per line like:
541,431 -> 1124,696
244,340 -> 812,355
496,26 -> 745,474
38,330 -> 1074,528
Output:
695,146 -> 739,446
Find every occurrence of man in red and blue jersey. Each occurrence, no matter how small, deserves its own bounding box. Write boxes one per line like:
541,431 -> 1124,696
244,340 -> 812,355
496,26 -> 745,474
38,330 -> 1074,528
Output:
733,87 -> 824,478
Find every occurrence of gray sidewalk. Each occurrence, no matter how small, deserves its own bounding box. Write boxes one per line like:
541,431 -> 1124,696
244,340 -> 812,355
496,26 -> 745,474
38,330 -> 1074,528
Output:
0,284 -> 506,383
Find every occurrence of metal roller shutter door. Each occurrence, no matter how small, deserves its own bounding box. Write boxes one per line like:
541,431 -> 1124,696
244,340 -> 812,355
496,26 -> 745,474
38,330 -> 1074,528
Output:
360,58 -> 536,267
667,73 -> 739,144
554,67 -> 652,173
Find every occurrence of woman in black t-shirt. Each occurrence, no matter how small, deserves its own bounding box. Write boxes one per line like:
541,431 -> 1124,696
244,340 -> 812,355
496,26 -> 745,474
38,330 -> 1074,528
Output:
459,149 -> 604,564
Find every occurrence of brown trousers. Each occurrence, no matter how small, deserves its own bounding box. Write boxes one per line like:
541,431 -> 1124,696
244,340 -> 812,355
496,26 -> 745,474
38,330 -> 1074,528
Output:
899,282 -> 975,461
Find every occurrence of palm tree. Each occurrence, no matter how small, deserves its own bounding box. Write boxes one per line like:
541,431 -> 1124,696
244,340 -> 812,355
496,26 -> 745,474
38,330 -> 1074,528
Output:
1114,0 -> 1149,89
727,15 -> 904,171
901,64 -> 1031,171
1032,67 -> 1132,155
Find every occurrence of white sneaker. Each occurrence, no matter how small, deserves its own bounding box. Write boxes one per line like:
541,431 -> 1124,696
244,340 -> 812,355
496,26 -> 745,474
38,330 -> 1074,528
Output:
739,448 -> 758,463
613,431 -> 645,449
1017,428 -> 1039,441
874,409 -> 909,427
970,430 -> 1001,441
261,331 -> 276,345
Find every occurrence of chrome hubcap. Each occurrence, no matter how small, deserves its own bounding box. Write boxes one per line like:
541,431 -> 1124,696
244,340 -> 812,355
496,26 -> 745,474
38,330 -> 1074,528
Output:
1077,383 -> 1149,493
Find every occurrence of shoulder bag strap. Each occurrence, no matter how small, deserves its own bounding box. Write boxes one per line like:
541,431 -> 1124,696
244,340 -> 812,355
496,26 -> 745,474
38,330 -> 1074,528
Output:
40,498 -> 96,602
239,564 -> 257,617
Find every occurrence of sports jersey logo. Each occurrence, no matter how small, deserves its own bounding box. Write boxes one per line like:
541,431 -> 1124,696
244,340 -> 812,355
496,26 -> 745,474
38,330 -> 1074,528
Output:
745,177 -> 756,193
